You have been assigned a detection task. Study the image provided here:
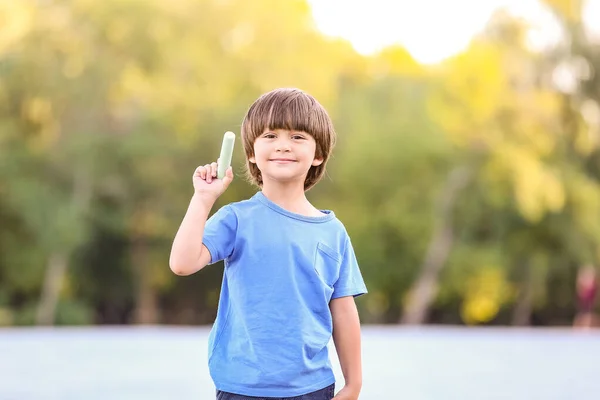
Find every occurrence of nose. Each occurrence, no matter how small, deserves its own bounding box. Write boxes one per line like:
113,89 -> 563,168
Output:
275,137 -> 291,152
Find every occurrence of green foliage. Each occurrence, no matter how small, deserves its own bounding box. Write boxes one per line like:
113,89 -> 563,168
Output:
0,0 -> 598,326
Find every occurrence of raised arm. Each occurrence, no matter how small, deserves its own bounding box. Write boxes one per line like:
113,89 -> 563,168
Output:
169,162 -> 233,275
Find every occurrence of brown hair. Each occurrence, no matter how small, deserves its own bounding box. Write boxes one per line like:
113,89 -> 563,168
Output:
241,88 -> 336,191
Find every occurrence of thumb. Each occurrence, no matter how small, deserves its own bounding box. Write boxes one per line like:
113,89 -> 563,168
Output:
221,167 -> 234,189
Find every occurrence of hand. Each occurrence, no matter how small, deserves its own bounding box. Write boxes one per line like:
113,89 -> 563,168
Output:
192,160 -> 233,203
332,385 -> 360,400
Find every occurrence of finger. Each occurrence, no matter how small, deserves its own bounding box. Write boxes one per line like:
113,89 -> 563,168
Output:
195,166 -> 206,180
210,162 -> 218,178
221,166 -> 234,189
204,164 -> 212,182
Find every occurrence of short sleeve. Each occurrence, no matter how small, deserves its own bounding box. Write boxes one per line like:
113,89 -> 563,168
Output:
202,205 -> 237,264
332,236 -> 368,299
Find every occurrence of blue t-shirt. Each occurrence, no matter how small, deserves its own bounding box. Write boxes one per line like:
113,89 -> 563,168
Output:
202,191 -> 367,397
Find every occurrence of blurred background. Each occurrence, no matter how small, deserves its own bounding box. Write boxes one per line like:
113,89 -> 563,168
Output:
1,0 -> 600,398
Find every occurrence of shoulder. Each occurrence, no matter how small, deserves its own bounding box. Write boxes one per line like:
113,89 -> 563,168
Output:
322,216 -> 347,237
322,212 -> 350,235
312,214 -> 355,255
219,195 -> 262,217
210,195 -> 273,227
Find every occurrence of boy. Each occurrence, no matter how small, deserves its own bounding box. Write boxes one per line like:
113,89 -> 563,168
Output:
169,88 -> 367,400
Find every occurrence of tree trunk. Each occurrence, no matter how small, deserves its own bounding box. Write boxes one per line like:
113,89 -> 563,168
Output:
132,238 -> 159,324
35,167 -> 91,326
401,166 -> 473,325
512,263 -> 533,326
35,252 -> 68,325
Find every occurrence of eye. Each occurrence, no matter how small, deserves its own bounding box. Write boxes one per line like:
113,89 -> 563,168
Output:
262,132 -> 276,139
292,135 -> 306,140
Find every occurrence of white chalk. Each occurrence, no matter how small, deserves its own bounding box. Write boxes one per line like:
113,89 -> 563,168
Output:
217,131 -> 235,179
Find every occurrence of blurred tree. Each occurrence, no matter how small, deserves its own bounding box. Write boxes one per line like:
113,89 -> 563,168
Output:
328,50 -> 455,323
403,10 -> 570,325
1,0 -> 599,327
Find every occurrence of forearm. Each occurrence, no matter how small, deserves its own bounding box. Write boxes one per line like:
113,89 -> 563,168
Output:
331,297 -> 363,391
169,194 -> 214,275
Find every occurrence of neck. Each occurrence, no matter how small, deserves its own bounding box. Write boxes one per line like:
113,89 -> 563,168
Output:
261,180 -> 307,208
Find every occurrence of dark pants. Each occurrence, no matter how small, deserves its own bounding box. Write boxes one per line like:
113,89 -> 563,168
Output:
216,383 -> 335,400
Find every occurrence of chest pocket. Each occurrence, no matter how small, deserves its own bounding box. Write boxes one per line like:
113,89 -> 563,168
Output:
314,242 -> 341,287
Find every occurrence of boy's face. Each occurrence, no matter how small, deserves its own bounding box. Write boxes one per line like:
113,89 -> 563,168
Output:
249,129 -> 323,186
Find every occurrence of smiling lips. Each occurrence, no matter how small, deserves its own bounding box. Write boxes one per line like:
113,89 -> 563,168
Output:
269,158 -> 297,163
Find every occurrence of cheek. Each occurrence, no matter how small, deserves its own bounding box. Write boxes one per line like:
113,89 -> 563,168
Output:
252,145 -> 269,166
308,144 -> 319,159
253,146 -> 266,160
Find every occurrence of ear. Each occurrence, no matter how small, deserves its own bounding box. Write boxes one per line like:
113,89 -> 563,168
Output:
312,157 -> 323,166
249,155 -> 256,164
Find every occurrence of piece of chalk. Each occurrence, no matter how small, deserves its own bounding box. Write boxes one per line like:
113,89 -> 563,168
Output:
217,131 -> 235,179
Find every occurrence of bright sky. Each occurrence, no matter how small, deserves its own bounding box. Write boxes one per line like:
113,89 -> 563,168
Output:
307,0 -> 600,64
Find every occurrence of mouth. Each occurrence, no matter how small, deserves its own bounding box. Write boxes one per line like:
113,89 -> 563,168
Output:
269,159 -> 297,163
